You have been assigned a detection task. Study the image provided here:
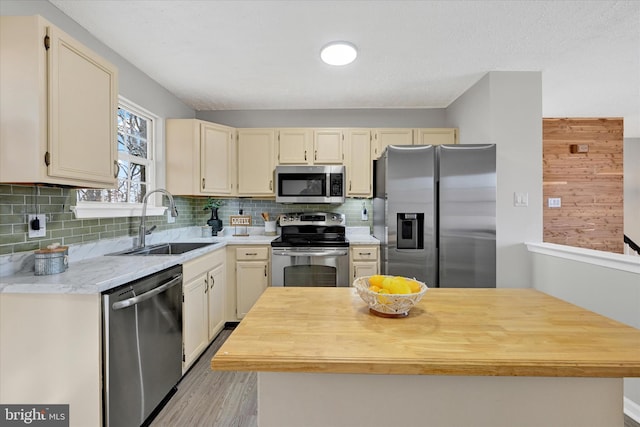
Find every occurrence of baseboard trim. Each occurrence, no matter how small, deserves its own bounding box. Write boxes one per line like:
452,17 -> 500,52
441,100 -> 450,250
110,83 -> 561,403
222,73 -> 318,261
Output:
625,397 -> 640,423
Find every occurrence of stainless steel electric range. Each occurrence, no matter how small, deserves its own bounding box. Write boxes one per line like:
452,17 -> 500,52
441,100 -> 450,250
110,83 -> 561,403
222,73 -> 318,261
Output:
270,212 -> 349,287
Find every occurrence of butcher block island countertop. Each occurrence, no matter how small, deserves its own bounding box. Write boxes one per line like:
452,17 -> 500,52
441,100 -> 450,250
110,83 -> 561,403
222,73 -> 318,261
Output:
211,287 -> 640,377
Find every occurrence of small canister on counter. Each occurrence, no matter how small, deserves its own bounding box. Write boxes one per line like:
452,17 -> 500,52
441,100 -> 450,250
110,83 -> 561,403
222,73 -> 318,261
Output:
34,243 -> 69,275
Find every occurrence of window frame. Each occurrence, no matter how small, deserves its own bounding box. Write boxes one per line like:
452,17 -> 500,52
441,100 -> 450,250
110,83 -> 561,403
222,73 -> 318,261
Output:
72,96 -> 165,219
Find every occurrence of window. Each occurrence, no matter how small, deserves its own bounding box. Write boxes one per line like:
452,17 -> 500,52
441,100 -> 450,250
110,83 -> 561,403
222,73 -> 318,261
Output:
73,97 -> 163,218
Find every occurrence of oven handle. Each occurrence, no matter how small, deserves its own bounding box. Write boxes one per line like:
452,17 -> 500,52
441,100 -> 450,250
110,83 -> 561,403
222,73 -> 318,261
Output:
272,249 -> 348,257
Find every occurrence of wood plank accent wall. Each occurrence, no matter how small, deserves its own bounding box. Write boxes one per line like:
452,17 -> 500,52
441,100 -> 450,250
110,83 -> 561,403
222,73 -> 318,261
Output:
543,118 -> 624,253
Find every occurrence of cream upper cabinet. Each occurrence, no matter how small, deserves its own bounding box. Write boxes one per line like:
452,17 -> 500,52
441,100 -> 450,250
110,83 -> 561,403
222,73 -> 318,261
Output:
313,129 -> 344,164
166,119 -> 236,196
277,128 -> 312,164
372,128 -> 414,160
0,15 -> 118,188
237,129 -> 277,196
344,129 -> 372,197
414,128 -> 458,145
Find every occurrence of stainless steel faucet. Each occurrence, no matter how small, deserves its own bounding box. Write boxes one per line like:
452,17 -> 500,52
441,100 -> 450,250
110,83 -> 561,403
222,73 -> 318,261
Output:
138,188 -> 178,248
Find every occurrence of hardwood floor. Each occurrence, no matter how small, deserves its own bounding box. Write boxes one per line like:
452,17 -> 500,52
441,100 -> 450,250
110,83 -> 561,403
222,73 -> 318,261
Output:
152,325 -> 640,427
150,327 -> 257,427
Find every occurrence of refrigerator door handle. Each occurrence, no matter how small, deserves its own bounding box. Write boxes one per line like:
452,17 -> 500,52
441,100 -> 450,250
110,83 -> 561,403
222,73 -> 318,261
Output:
435,180 -> 440,250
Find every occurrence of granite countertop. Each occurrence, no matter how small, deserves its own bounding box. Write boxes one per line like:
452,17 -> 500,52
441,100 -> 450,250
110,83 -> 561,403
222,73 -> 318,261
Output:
0,230 -> 278,295
0,227 -> 379,295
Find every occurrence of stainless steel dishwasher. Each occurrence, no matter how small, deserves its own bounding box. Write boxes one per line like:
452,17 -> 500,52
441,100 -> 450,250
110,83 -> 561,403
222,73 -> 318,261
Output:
102,264 -> 183,427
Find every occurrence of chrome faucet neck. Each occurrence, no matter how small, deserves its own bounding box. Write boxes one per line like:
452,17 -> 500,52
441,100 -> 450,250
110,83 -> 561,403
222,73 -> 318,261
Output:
138,189 -> 178,248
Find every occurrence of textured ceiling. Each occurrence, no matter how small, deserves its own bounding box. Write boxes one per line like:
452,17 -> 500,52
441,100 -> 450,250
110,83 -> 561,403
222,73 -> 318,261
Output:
49,0 -> 640,136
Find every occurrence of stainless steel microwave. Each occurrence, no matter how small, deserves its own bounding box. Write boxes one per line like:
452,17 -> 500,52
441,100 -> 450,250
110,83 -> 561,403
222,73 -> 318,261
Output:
275,165 -> 345,204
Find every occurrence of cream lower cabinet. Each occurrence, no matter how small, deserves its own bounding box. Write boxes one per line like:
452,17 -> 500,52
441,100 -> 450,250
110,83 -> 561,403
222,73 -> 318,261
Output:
350,245 -> 380,281
182,248 -> 226,372
235,246 -> 270,319
237,129 -> 277,196
344,129 -> 372,197
0,16 -> 118,188
166,119 -> 236,196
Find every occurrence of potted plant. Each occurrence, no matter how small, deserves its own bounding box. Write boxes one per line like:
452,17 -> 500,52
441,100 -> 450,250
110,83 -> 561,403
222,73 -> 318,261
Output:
203,198 -> 225,236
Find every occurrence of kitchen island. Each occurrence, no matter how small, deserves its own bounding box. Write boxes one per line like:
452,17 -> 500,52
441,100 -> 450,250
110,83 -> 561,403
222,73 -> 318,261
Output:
211,287 -> 640,427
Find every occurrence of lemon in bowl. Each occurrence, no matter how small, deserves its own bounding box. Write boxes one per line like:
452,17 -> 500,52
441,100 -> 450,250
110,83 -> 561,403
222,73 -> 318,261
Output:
353,275 -> 428,317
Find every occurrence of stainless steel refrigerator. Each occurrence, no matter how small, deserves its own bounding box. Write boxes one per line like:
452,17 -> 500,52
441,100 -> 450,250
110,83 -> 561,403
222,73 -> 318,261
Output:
373,144 -> 496,288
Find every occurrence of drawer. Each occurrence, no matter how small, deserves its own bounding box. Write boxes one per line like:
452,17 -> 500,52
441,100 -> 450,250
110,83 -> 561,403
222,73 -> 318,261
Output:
351,246 -> 378,261
236,247 -> 269,260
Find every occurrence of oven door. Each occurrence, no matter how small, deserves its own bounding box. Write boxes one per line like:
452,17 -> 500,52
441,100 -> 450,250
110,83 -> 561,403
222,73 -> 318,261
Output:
271,247 -> 349,287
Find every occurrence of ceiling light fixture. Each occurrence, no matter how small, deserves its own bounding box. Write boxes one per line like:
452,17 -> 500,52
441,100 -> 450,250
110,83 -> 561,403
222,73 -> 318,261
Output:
320,41 -> 358,66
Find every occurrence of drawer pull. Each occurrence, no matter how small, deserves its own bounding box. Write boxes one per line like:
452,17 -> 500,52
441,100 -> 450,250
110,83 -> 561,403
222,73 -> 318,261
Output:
359,252 -> 371,256
245,252 -> 257,256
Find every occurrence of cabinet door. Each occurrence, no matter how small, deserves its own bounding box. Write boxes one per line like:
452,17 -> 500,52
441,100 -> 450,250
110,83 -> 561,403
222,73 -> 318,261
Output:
313,129 -> 343,164
345,129 -> 372,197
207,263 -> 226,341
278,128 -> 311,164
414,128 -> 458,145
201,123 -> 234,194
236,261 -> 268,319
237,129 -> 276,195
47,25 -> 118,186
352,262 -> 379,280
183,273 -> 208,369
372,128 -> 413,160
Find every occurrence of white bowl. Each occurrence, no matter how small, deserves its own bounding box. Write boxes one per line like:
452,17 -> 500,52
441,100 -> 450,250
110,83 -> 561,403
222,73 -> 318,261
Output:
353,276 -> 428,317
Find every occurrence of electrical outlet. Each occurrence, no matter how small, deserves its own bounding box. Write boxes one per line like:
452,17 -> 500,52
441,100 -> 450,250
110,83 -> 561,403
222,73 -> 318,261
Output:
28,214 -> 46,238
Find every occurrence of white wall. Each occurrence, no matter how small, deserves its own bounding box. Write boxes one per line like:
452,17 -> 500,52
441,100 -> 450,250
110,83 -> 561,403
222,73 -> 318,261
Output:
529,247 -> 640,419
625,137 -> 640,245
446,72 -> 544,288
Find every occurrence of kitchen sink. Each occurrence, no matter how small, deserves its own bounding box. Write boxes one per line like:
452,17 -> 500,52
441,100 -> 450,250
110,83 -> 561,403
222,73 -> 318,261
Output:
108,242 -> 217,256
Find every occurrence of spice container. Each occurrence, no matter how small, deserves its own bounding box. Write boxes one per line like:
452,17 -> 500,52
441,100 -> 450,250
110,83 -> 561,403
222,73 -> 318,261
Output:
34,244 -> 69,275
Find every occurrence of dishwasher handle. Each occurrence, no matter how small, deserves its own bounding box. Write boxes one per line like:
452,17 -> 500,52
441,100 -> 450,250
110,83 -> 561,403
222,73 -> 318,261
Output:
112,274 -> 182,311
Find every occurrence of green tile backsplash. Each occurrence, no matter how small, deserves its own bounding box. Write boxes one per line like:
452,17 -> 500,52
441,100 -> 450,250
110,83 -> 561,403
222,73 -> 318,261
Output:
0,184 -> 372,255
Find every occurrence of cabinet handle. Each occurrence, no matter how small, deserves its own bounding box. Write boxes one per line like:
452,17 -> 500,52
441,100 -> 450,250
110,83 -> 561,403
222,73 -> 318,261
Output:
113,160 -> 119,178
359,252 -> 371,256
246,252 -> 257,256
204,277 -> 208,293
314,150 -> 317,161
210,274 -> 214,289
304,150 -> 307,161
349,181 -> 352,191
269,180 -> 273,191
202,178 -> 205,189
264,265 -> 267,277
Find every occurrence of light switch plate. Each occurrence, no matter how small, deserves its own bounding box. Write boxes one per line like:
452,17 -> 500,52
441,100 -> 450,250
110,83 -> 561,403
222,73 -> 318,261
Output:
28,214 -> 46,238
513,192 -> 529,207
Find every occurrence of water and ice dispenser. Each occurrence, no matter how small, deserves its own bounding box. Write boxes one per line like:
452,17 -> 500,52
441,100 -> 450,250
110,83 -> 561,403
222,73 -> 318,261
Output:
396,213 -> 424,249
